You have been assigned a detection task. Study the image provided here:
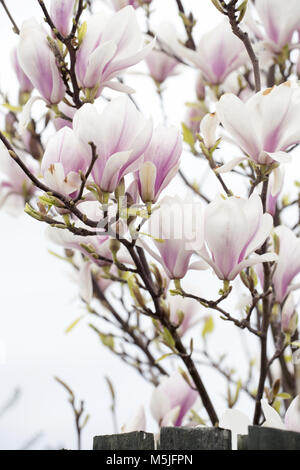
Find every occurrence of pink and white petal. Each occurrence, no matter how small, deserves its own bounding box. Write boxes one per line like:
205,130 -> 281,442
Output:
216,94 -> 260,158
99,150 -> 132,193
244,213 -> 274,257
229,252 -> 278,280
260,151 -> 291,164
84,41 -> 117,88
285,395 -> 300,432
150,387 -> 171,424
161,406 -> 181,428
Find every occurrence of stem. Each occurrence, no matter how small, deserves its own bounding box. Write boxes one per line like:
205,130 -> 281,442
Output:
175,0 -> 196,50
124,241 -> 219,426
226,1 -> 261,93
92,277 -> 167,382
253,180 -> 271,424
0,0 -> 20,34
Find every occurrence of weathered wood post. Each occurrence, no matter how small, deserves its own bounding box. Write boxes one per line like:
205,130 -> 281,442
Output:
93,431 -> 155,451
93,427 -> 231,451
238,426 -> 300,450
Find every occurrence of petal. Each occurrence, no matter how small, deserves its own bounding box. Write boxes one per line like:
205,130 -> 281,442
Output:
122,405 -> 146,433
18,96 -> 45,134
79,262 -> 93,304
229,252 -> 278,280
83,41 -> 117,89
99,150 -> 132,192
215,157 -> 246,174
261,399 -> 285,430
259,151 -> 291,164
216,94 -> 260,159
138,161 -> 157,202
285,395 -> 300,432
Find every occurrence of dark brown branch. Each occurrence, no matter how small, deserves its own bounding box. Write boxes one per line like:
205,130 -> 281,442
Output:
0,131 -> 100,228
122,240 -> 219,426
92,277 -> 167,382
225,0 -> 261,92
175,0 -> 196,50
178,169 -> 210,203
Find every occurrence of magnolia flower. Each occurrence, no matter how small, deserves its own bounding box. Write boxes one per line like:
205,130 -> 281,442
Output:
200,113 -> 219,150
73,96 -> 152,193
75,6 -> 154,95
17,18 -> 65,104
145,50 -> 179,84
41,127 -> 89,197
216,83 -> 300,169
0,142 -> 37,216
167,294 -> 200,336
159,21 -> 246,86
246,0 -> 300,53
50,0 -> 75,37
281,294 -> 298,336
261,397 -> 300,433
150,372 -> 198,427
142,195 -> 207,280
220,397 -> 300,450
11,48 -> 33,94
272,226 -> 300,304
196,194 -> 276,281
136,124 -> 182,203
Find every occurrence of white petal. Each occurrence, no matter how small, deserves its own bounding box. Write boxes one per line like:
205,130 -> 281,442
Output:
79,262 -> 93,304
215,157 -> 246,174
259,151 -> 291,164
18,96 -> 44,134
261,399 -> 285,430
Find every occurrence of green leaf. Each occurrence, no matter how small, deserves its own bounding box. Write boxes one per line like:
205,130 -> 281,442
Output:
277,393 -> 292,400
202,316 -> 214,338
89,324 -> 115,350
65,316 -> 84,333
162,327 -> 175,349
2,103 -> 22,113
181,122 -> 195,152
78,21 -> 87,45
155,353 -> 174,363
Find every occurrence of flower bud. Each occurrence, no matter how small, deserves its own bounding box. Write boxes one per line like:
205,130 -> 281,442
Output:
17,19 -> 66,104
281,294 -> 298,336
200,112 -> 219,150
50,0 -> 75,37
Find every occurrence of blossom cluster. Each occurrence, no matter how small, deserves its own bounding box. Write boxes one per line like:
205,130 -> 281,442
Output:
1,0 -> 300,441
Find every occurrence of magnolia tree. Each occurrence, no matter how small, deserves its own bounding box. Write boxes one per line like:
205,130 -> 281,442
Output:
2,0 -> 300,448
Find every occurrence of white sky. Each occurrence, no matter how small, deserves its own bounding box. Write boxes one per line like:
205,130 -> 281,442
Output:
1,0 -> 297,450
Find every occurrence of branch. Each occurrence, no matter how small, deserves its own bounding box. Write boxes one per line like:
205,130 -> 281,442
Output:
0,0 -> 20,34
175,0 -> 196,50
225,0 -> 261,92
122,240 -> 219,426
